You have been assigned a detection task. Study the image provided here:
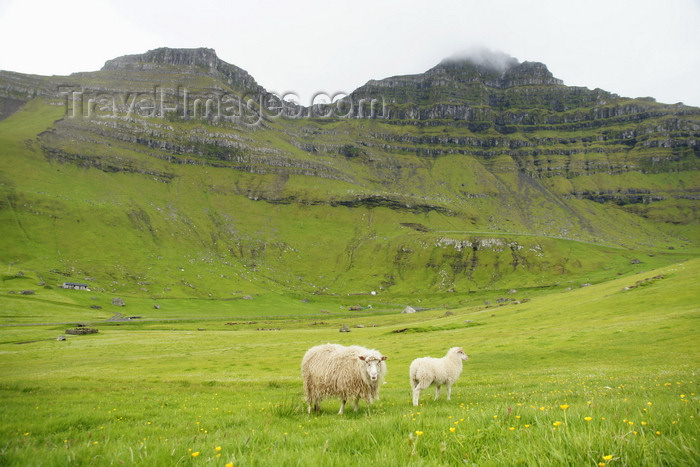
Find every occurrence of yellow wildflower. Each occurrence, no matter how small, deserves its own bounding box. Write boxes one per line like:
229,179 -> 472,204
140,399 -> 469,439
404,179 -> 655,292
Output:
584,417 -> 592,422
192,452 -> 200,457
602,455 -> 613,461
559,404 -> 569,410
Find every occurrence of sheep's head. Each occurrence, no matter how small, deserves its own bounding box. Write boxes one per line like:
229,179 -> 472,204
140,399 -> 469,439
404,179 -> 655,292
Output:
449,347 -> 469,361
359,354 -> 388,381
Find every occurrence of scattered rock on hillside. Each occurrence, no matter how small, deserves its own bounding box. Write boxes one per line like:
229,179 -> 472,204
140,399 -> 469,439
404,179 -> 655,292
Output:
112,297 -> 125,306
402,306 -> 416,314
339,325 -> 351,332
107,312 -> 127,321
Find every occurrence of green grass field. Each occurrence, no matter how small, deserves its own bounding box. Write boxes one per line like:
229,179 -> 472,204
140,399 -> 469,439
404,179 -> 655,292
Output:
0,258 -> 697,466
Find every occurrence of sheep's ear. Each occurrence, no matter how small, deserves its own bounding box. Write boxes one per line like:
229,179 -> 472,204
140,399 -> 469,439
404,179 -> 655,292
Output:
359,355 -> 366,361
381,356 -> 388,361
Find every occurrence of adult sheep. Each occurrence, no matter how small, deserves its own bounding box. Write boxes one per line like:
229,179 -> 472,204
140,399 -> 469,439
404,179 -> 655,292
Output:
302,343 -> 388,414
409,347 -> 468,406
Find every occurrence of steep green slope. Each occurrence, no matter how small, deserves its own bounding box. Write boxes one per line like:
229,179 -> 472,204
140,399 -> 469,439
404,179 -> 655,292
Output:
0,48 -> 697,300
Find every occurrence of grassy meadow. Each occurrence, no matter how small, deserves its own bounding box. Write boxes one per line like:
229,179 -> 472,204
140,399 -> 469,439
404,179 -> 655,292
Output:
0,258 -> 698,466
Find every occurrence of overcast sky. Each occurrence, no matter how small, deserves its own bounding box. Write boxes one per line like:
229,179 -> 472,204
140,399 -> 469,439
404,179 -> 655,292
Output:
1,0 -> 699,107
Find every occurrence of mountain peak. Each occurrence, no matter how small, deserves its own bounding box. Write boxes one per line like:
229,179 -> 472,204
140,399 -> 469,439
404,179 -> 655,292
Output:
101,47 -> 264,94
427,49 -> 563,88
437,49 -> 520,74
102,47 -> 220,71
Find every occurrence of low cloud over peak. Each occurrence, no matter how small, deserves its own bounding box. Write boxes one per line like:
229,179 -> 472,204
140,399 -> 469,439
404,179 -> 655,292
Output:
441,47 -> 519,73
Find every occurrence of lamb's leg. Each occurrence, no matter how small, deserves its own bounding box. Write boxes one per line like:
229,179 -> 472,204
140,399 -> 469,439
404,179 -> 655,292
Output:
435,385 -> 441,400
353,399 -> 359,412
338,400 -> 346,415
446,383 -> 452,401
412,387 -> 421,406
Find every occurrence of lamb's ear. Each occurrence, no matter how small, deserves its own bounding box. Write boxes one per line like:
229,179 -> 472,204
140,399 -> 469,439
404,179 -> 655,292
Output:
381,355 -> 388,361
359,355 -> 366,361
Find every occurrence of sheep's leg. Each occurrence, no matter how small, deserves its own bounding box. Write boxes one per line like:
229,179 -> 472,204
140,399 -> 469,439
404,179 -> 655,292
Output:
435,385 -> 441,400
338,400 -> 346,415
412,387 -> 422,406
353,399 -> 359,412
307,399 -> 319,414
446,383 -> 452,401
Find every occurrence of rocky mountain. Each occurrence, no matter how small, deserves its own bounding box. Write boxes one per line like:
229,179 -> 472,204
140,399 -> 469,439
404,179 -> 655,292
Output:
0,48 -> 697,298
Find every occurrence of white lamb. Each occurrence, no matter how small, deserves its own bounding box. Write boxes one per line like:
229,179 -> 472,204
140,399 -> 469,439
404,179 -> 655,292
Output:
301,343 -> 388,414
409,347 -> 468,406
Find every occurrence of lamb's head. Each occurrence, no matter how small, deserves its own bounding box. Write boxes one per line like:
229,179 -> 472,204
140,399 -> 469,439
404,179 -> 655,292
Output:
448,347 -> 469,361
359,353 -> 388,381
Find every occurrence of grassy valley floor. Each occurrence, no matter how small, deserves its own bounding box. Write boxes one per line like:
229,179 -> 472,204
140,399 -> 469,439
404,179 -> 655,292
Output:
0,259 -> 698,465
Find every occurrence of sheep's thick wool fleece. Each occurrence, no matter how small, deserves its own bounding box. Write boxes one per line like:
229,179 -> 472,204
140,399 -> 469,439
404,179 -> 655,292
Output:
302,344 -> 386,402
